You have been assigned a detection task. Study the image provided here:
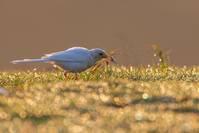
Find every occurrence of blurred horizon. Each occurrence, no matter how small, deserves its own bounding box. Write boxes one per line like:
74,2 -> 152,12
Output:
0,0 -> 199,70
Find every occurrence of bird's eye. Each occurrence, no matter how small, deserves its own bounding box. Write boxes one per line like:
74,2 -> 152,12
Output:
99,53 -> 103,56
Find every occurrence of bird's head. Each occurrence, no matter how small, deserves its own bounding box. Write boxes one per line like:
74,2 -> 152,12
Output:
90,48 -> 108,62
89,48 -> 116,63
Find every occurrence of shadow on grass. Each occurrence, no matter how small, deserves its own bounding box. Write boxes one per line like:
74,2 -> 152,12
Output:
59,88 -> 81,93
104,102 -> 126,108
170,107 -> 199,114
169,98 -> 199,114
104,96 -> 199,115
104,96 -> 178,108
131,96 -> 177,105
27,115 -> 52,125
11,112 -> 63,125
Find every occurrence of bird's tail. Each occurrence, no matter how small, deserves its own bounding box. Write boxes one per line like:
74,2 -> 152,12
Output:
11,58 -> 49,64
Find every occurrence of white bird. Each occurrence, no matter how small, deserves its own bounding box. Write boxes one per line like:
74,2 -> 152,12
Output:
11,47 -> 115,76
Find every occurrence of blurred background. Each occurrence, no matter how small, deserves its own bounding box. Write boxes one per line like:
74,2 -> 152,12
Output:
0,0 -> 199,70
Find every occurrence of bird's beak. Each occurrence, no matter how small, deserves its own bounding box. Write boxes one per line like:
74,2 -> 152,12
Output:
103,53 -> 108,58
104,53 -> 117,64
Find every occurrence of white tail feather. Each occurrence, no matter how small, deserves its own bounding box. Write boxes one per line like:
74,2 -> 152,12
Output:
11,58 -> 49,64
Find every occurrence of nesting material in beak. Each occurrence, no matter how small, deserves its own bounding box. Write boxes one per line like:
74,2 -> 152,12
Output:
103,54 -> 116,64
91,54 -> 117,72
110,56 -> 117,64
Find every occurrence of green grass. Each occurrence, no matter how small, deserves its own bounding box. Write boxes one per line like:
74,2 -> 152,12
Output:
0,66 -> 199,133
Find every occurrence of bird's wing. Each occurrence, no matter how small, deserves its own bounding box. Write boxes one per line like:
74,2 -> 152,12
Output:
43,48 -> 93,63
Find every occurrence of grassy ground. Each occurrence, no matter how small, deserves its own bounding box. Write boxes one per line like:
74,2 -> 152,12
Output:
0,66 -> 199,133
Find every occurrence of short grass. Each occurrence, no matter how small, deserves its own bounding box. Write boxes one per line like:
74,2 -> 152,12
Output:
0,66 -> 199,133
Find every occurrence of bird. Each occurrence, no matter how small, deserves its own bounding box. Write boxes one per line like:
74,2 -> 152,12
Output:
11,47 -> 115,77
